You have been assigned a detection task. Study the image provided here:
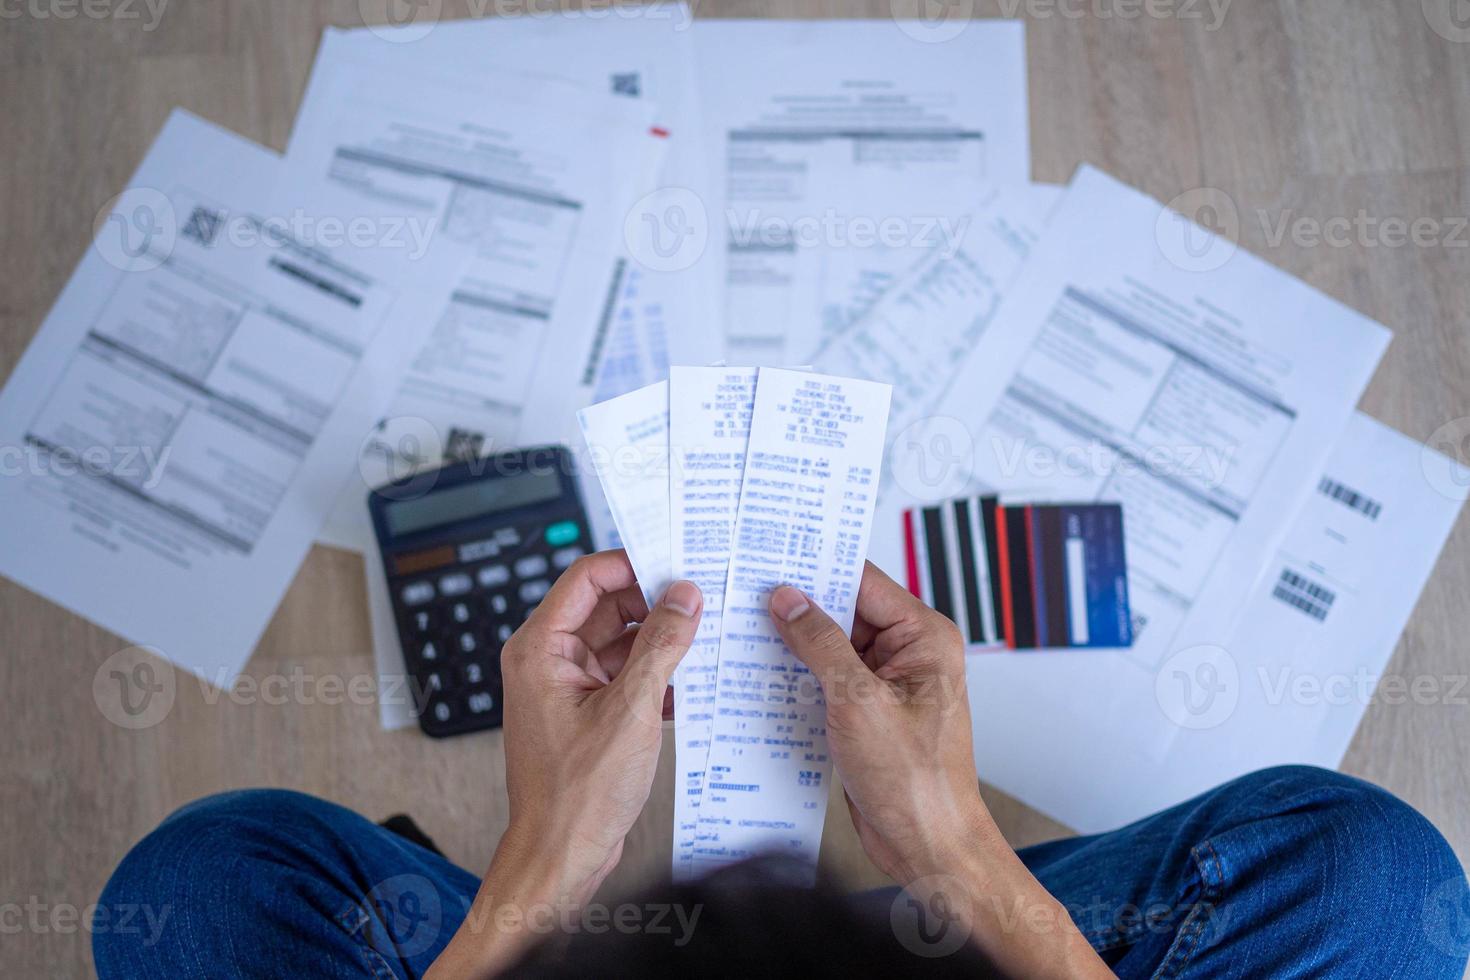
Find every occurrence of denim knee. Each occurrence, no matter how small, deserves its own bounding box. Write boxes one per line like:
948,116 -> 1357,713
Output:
92,789 -> 356,971
93,790 -> 478,978
1227,766 -> 1470,965
162,787 -> 354,835
1229,765 -> 1464,877
1320,772 -> 1468,963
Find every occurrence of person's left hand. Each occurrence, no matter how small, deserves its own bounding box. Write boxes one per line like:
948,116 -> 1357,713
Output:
497,550 -> 702,897
429,550 -> 702,980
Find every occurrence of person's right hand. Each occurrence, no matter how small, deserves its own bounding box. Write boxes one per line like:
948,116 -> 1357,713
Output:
769,564 -> 1110,978
768,563 -> 990,884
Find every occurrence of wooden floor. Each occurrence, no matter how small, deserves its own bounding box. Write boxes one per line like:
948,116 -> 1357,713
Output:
3,1 -> 1469,975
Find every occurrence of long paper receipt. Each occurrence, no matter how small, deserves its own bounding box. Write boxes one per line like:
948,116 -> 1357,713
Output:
582,368 -> 891,880
692,368 -> 891,877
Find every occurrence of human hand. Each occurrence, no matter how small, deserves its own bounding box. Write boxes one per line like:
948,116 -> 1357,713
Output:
768,562 -> 987,885
768,564 -> 1109,978
430,550 -> 701,980
498,550 -> 701,898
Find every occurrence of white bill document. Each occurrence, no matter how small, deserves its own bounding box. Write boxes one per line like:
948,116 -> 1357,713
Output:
577,381 -> 673,607
813,182 -> 1058,484
0,110 -> 461,684
1168,412 -> 1470,786
326,2 -> 725,404
692,369 -> 891,879
592,266 -> 674,403
668,365 -> 760,879
881,165 -> 1390,832
292,50 -> 662,551
976,412 -> 1469,832
799,181 -> 1062,361
695,19 -> 1029,364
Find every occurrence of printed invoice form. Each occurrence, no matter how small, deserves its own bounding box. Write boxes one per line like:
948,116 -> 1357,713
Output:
814,182 -> 1059,470
695,19 -> 1029,365
885,166 -> 1390,832
1118,412 -> 1469,829
692,369 -> 891,879
294,50 -> 662,550
0,111 -> 462,682
322,4 -> 726,414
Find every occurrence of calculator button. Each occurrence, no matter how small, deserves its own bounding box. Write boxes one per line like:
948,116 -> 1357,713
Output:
439,573 -> 473,597
487,593 -> 510,616
408,609 -> 434,633
466,690 -> 496,716
552,546 -> 585,570
450,601 -> 472,624
545,521 -> 580,547
495,528 -> 521,547
462,661 -> 486,685
514,555 -> 549,578
401,581 -> 435,606
477,564 -> 510,588
457,631 -> 479,654
458,538 -> 500,563
495,623 -> 514,644
423,671 -> 445,694
519,579 -> 551,604
416,640 -> 440,663
431,701 -> 453,724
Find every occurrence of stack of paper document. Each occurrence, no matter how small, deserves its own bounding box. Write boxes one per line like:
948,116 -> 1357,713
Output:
580,368 -> 892,880
0,9 -> 1032,702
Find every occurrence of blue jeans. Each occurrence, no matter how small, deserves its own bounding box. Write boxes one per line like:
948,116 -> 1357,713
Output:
93,766 -> 1470,978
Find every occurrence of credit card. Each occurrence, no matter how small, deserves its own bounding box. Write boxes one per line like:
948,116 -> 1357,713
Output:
906,497 -> 1002,645
1049,502 -> 1132,648
904,498 -> 1131,651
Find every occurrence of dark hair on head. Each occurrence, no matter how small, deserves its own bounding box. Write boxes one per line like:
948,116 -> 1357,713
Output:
505,856 -> 998,978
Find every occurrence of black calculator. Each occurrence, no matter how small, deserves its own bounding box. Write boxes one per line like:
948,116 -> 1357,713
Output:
368,446 -> 590,738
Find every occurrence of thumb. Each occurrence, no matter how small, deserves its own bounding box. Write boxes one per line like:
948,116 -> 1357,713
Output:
609,580 -> 702,713
769,586 -> 868,695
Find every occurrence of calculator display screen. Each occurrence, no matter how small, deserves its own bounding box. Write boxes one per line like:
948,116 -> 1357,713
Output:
384,469 -> 563,537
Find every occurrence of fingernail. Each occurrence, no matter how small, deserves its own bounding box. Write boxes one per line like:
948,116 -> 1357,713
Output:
661,580 -> 701,617
770,586 -> 810,622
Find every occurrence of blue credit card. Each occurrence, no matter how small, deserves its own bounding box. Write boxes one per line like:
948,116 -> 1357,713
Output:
1049,503 -> 1132,649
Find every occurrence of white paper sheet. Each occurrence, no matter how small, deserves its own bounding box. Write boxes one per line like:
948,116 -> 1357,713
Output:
293,48 -> 662,551
1183,412 -> 1469,771
691,368 -> 892,879
799,182 -> 1063,359
695,19 -> 1030,364
577,381 -> 673,607
879,165 -> 1390,832
593,266 -> 673,403
325,2 -> 725,400
973,412 -> 1469,832
812,183 -> 1058,461
667,365 -> 760,879
0,110 -> 462,684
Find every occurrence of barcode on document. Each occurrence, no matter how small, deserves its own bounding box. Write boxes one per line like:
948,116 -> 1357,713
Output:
1318,477 -> 1382,520
1272,568 -> 1336,621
